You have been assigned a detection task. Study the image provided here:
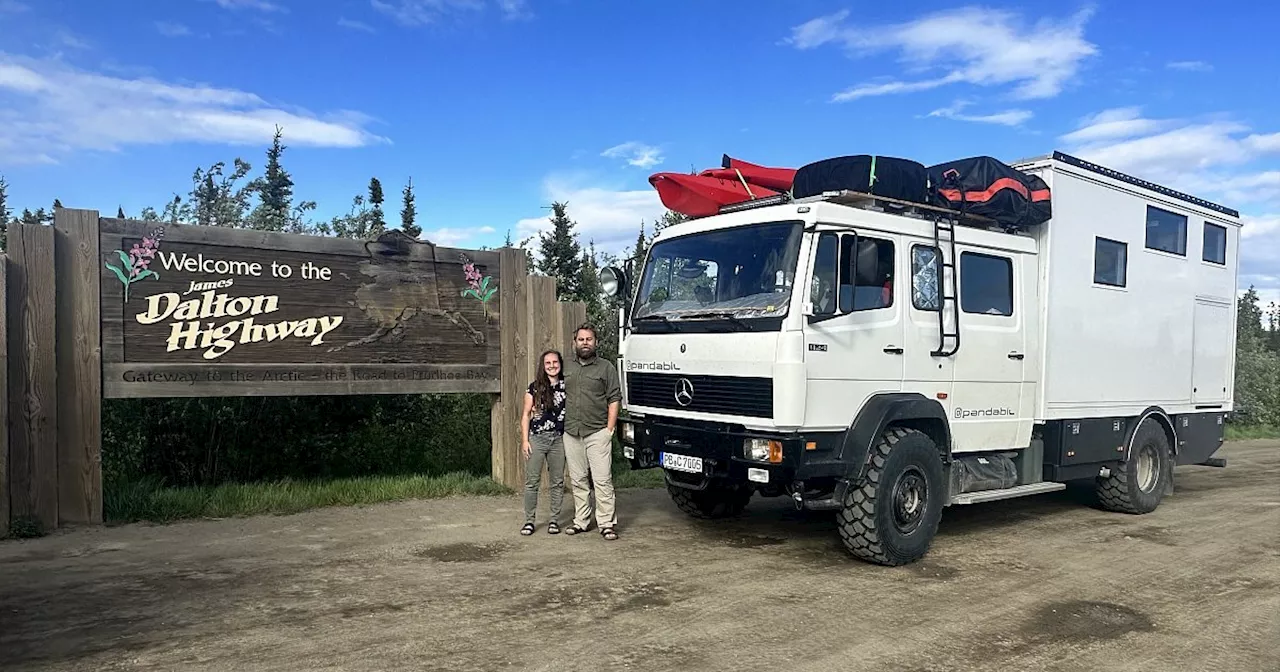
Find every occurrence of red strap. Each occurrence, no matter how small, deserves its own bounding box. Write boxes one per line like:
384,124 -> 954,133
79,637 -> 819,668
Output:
939,177 -> 1049,203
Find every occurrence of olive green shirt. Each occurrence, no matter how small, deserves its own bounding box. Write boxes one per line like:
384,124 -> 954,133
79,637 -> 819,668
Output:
564,354 -> 622,437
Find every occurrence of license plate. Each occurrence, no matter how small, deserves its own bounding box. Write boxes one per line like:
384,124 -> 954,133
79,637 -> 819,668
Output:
661,452 -> 703,474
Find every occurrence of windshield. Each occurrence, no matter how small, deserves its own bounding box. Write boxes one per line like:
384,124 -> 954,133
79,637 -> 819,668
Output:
632,220 -> 803,325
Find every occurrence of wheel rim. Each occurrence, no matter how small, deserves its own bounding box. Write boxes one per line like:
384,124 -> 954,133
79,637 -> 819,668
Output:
891,467 -> 928,534
1136,442 -> 1159,492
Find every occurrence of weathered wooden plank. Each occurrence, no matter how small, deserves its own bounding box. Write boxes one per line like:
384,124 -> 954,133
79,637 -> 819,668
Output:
523,276 -> 559,495
55,209 -> 103,525
526,275 -> 559,376
101,362 -> 499,397
562,301 -> 588,355
7,224 -> 58,532
0,254 -> 8,536
492,249 -> 528,491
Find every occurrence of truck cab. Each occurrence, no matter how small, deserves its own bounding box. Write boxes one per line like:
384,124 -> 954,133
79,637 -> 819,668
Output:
602,152 -> 1237,567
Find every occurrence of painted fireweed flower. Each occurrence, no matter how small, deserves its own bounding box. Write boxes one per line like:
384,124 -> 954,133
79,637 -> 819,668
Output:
459,254 -> 496,317
105,226 -> 166,302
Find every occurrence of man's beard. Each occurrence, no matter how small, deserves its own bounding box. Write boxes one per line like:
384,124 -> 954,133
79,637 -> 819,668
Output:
577,346 -> 595,359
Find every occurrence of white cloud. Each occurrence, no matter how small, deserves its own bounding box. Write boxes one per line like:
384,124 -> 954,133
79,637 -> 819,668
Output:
370,0 -> 524,26
1060,108 -> 1280,198
0,53 -> 387,166
496,0 -> 530,20
787,6 -> 1097,102
212,0 -> 286,12
1167,60 -> 1212,72
514,175 -> 666,256
1060,107 -> 1178,144
338,17 -> 376,33
601,141 -> 664,169
55,31 -> 91,50
423,225 -> 495,246
926,100 -> 1032,126
156,21 -> 193,37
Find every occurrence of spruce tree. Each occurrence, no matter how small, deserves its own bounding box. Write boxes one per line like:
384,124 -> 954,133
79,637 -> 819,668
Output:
368,177 -> 386,236
252,126 -> 293,231
400,177 -> 420,238
0,176 -> 9,226
537,201 -> 582,298
117,206 -> 126,219
53,198 -> 63,209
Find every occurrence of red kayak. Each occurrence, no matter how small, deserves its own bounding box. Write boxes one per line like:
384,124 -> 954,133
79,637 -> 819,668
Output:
649,172 -> 781,218
699,154 -> 796,192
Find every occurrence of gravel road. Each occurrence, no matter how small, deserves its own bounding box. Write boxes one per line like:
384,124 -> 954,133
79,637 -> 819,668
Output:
2,440 -> 1278,672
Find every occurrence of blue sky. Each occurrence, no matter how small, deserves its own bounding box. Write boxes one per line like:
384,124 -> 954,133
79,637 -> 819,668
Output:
1,0 -> 1278,298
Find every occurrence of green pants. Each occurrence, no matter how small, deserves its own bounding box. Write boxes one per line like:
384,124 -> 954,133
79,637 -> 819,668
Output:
524,432 -> 565,524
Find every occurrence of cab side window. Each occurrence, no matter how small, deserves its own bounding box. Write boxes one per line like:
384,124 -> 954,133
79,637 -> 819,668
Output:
840,236 -> 895,312
809,233 -> 839,315
911,245 -> 940,311
960,252 -> 1014,316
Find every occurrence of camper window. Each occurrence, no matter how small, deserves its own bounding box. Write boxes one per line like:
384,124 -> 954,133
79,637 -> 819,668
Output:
1145,205 -> 1188,256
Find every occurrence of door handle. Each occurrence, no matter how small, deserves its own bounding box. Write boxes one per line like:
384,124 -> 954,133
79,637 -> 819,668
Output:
884,346 -> 904,355
1008,352 -> 1024,360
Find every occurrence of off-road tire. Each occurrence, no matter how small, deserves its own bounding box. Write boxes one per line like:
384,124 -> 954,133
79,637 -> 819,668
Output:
1096,417 -> 1172,514
667,482 -> 752,519
837,427 -> 945,566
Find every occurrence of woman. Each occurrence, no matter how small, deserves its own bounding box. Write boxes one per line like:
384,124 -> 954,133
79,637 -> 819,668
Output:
520,349 -> 567,535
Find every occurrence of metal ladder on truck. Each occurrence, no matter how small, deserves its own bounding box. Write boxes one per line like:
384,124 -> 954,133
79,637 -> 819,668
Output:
930,216 -> 961,357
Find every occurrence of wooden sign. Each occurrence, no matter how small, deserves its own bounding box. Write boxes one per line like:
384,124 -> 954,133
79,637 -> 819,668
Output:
98,219 -> 502,398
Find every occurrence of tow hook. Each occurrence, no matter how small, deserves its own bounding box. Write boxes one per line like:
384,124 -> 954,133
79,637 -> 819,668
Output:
790,480 -> 805,510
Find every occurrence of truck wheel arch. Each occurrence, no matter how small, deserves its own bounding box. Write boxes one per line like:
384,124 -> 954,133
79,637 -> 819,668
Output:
1124,407 -> 1179,461
840,393 -> 952,482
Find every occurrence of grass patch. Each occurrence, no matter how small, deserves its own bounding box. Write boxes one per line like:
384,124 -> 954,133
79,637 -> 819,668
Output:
105,472 -> 512,525
1226,424 -> 1280,441
614,466 -> 666,489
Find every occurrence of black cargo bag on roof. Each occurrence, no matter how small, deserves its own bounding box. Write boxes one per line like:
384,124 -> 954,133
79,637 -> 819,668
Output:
926,156 -> 1052,228
791,155 -> 930,204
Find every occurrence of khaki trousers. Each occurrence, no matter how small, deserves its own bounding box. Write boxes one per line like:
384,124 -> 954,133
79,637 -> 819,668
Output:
564,427 -> 616,530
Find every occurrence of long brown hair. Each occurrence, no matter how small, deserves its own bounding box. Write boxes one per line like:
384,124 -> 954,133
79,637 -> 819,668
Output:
531,349 -> 563,412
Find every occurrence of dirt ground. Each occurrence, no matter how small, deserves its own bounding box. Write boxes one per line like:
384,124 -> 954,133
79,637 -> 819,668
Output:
2,441 -> 1278,672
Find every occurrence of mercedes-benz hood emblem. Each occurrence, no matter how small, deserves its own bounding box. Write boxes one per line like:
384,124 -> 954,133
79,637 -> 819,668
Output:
674,378 -> 694,407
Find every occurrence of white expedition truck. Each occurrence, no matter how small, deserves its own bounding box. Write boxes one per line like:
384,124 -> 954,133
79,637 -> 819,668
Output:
601,150 -> 1241,567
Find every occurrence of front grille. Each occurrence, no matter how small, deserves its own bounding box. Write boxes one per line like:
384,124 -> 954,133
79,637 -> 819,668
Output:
626,373 -> 773,418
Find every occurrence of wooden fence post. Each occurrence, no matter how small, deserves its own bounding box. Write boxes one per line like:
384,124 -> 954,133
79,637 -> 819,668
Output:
491,248 -> 528,491
0,254 -> 8,537
55,209 -> 103,525
7,224 -> 58,532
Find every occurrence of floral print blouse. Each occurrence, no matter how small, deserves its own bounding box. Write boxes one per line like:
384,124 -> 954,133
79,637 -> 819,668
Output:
527,379 -> 566,436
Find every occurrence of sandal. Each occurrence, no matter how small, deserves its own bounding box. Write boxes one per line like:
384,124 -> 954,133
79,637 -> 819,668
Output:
564,525 -> 588,535
547,522 -> 560,535
601,527 -> 618,541
520,523 -> 535,536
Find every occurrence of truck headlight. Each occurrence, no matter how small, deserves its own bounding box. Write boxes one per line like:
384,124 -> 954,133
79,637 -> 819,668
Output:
743,439 -> 783,463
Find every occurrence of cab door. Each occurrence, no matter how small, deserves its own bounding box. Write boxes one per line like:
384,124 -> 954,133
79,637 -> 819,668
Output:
803,229 -> 905,429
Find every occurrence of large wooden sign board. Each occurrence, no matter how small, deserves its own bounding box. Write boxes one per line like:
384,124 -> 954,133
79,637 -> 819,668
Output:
98,218 -> 502,398
1,209 -> 583,535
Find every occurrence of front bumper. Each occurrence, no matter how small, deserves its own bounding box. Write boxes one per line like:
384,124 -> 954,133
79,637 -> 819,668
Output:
620,415 -> 846,491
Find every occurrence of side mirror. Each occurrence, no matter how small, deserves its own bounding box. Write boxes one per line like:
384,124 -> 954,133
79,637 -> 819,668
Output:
599,266 -> 626,298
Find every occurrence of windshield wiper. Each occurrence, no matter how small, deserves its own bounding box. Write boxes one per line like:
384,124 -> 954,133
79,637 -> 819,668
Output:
679,311 -> 755,331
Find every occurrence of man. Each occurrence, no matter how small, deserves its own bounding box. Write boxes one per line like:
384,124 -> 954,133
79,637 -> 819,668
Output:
562,323 -> 622,540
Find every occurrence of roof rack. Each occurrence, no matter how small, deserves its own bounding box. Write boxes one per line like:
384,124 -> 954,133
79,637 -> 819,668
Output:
1015,151 -> 1239,218
710,188 -> 999,228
